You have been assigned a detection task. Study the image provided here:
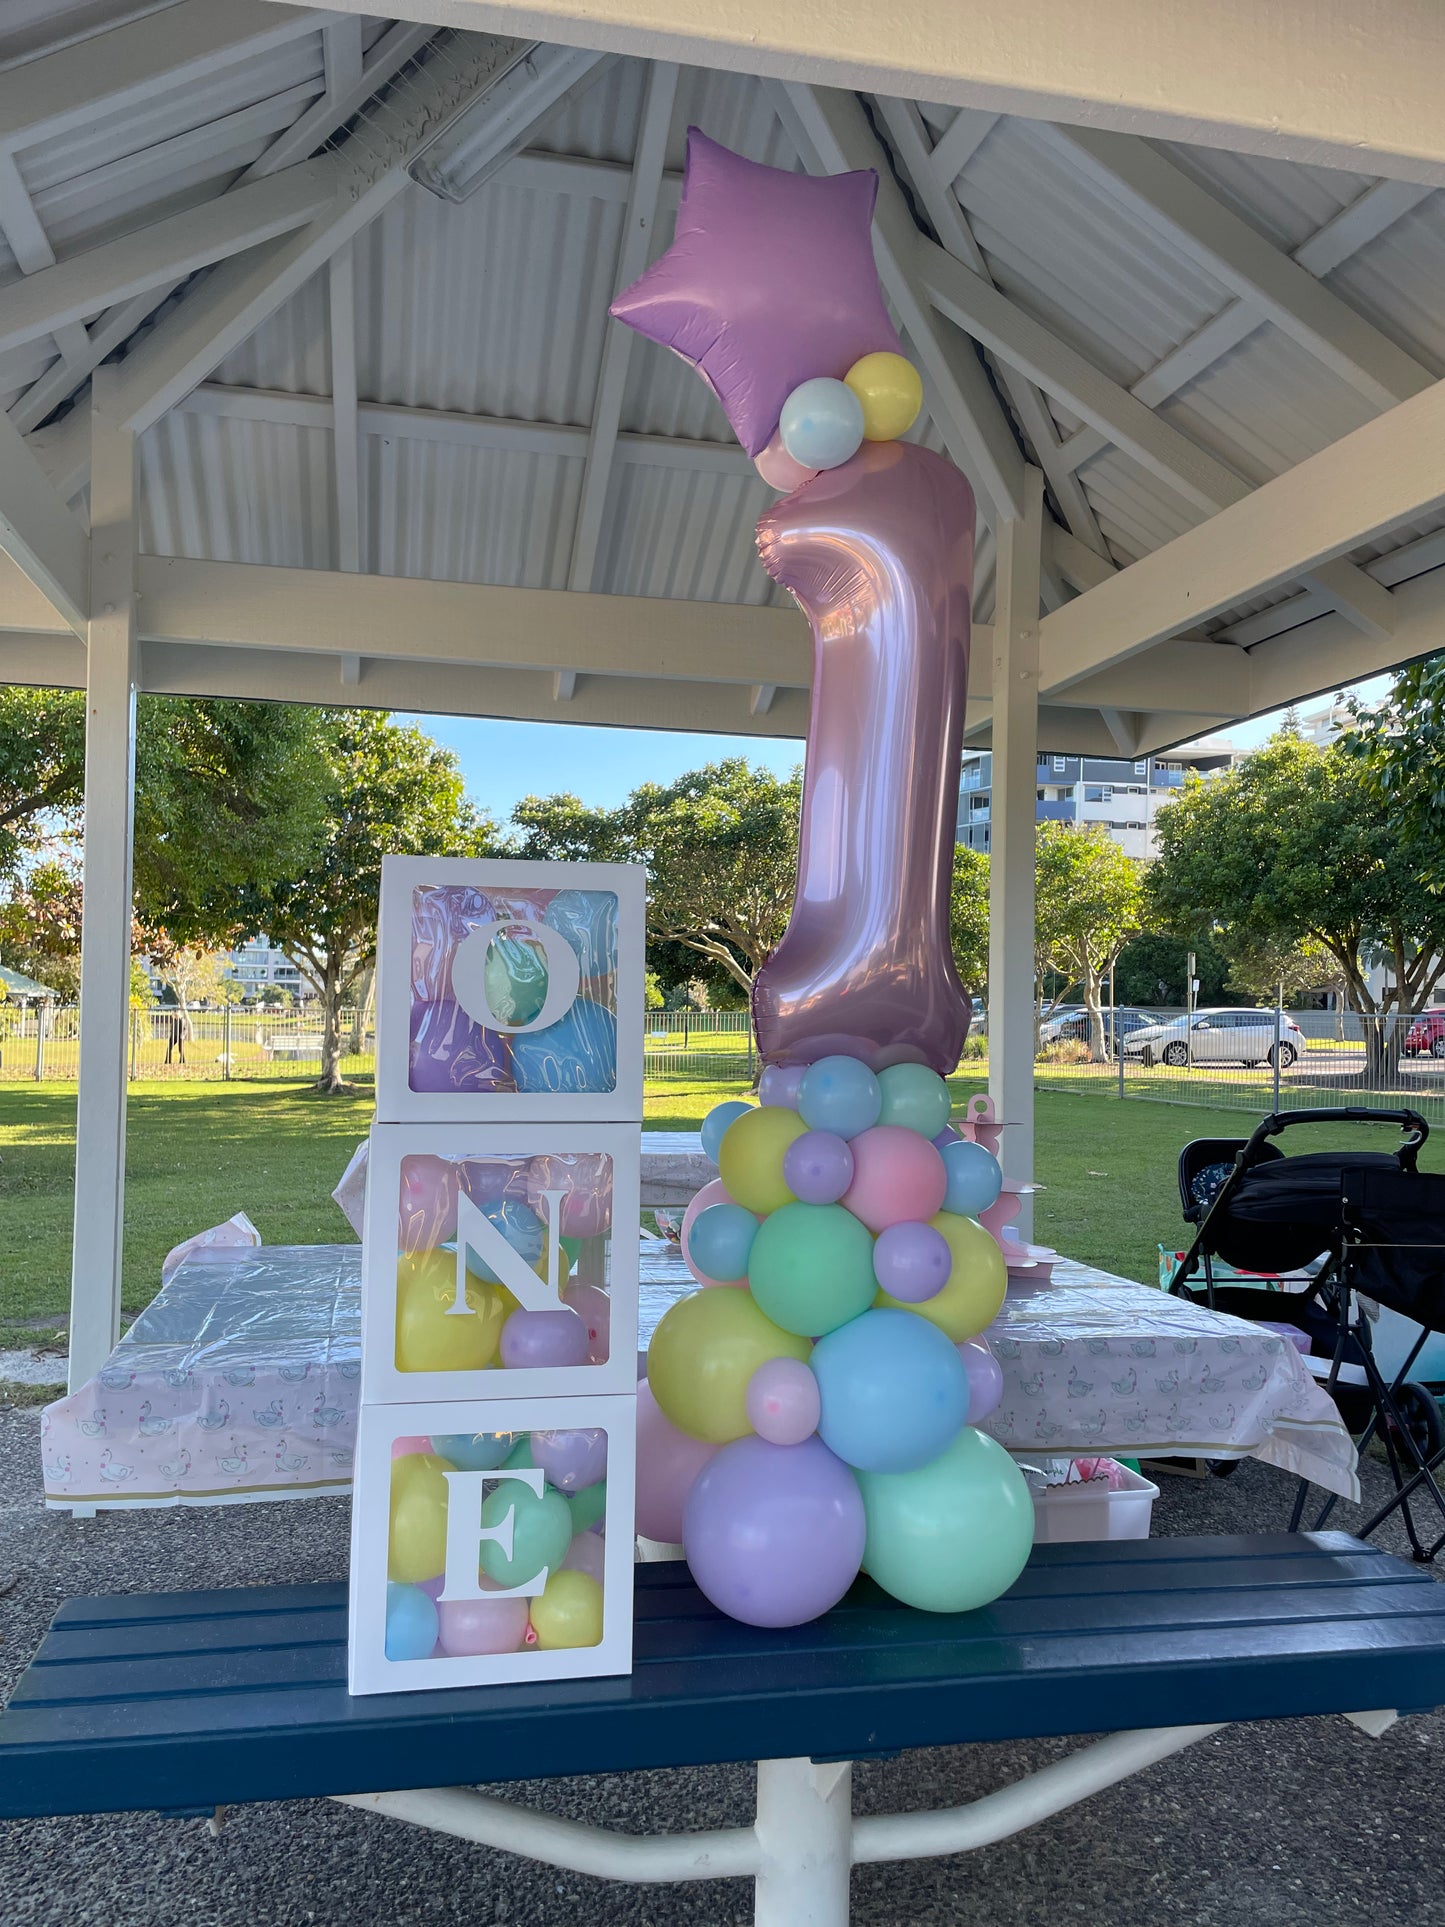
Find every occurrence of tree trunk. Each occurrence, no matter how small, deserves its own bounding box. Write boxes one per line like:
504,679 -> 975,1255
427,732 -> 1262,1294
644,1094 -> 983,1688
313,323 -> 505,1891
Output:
1362,1009 -> 1397,1090
316,960 -> 346,1094
348,963 -> 375,1056
1084,969 -> 1107,1062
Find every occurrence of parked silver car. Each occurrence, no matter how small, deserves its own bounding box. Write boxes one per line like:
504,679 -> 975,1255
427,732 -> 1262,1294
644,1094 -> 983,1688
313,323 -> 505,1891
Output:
1121,1008 -> 1305,1069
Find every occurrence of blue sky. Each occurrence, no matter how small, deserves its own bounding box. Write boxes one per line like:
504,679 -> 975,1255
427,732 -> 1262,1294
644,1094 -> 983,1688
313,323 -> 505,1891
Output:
406,675 -> 1390,825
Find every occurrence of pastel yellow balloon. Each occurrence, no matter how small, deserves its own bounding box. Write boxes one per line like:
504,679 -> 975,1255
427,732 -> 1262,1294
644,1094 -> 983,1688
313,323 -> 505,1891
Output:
876,1210 -> 1006,1341
717,1104 -> 807,1215
389,1450 -> 453,1582
395,1251 -> 505,1373
647,1287 -> 812,1443
530,1568 -> 604,1649
844,351 -> 923,442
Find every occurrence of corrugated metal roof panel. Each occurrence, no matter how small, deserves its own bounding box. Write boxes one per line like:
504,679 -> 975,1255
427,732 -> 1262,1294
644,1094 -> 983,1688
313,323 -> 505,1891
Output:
1326,193 -> 1445,373
138,410 -> 334,569
364,434 -> 580,587
212,267 -> 331,396
597,462 -> 780,604
1158,141 -> 1371,250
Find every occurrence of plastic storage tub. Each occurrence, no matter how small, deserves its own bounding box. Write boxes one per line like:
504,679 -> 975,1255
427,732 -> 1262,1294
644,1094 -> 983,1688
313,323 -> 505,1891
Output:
1030,1462 -> 1160,1544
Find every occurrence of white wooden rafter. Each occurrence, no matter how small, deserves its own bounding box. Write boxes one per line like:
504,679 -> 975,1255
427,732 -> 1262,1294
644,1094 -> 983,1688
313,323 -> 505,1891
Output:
567,60 -> 679,594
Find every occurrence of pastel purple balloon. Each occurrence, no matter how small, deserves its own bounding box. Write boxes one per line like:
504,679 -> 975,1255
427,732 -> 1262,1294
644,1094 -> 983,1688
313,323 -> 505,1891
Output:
683,1435 -> 865,1628
759,1062 -> 806,1109
436,1590 -> 529,1657
746,1356 -> 821,1445
499,1307 -> 589,1370
751,444 -> 975,1075
561,1530 -> 608,1586
532,1427 -> 608,1492
635,1379 -> 720,1543
782,1129 -> 855,1205
872,1220 -> 952,1303
562,1282 -> 611,1363
958,1338 -> 1004,1423
933,1124 -> 962,1149
610,130 -> 903,458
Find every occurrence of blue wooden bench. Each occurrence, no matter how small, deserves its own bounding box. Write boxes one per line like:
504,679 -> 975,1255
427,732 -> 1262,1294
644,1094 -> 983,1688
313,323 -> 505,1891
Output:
4,1533 -> 1444,1925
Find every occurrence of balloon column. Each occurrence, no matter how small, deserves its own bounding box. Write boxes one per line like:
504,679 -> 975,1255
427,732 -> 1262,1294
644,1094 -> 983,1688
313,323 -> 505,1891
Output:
612,130 -> 1033,1629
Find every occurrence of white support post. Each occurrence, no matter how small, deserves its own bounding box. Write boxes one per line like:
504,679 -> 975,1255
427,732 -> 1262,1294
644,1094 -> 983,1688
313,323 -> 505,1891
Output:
753,1758 -> 853,1927
988,466 -> 1044,1237
69,371 -> 137,1390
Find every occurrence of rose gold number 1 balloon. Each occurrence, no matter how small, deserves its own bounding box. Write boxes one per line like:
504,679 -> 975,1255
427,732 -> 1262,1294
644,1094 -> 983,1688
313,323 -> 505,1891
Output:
751,441 -> 975,1074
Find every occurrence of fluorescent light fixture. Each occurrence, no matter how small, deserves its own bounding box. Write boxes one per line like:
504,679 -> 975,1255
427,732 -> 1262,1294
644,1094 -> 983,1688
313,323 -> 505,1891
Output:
409,43 -> 612,203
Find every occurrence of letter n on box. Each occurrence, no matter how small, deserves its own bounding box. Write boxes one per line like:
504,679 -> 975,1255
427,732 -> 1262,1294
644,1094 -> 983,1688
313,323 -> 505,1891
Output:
349,1395 -> 636,1694
375,856 -> 646,1124
362,1124 -> 640,1404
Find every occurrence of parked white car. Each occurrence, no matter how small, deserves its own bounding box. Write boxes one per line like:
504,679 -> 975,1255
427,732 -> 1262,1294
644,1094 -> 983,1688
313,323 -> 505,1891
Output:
1120,1008 -> 1305,1069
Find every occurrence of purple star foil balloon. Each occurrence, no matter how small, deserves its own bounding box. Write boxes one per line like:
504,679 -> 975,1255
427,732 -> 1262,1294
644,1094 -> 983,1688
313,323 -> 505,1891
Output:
609,128 -> 903,458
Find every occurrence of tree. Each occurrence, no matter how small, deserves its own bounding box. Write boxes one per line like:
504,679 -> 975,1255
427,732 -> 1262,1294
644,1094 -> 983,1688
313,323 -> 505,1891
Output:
1113,931 -> 1234,1010
950,844 -> 989,1003
1222,935 -> 1341,1009
1034,824 -> 1145,1059
1340,654 -> 1445,876
0,689 -> 86,878
245,711 -> 500,1092
1148,734 -> 1445,1082
0,858 -> 84,999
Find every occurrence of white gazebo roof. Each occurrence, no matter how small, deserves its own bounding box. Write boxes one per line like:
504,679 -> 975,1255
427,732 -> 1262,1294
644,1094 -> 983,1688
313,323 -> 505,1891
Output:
0,1 -> 1441,757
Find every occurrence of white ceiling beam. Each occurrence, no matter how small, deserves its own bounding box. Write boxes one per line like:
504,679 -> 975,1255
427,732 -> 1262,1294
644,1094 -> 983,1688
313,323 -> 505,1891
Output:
175,382 -> 756,473
1217,525 -> 1445,649
568,60 -> 678,592
1301,557 -> 1397,644
917,232 -> 1251,517
328,245 -> 361,574
6,20 -> 441,439
1038,377 -> 1445,694
1040,124 -> 1435,411
926,108 -> 998,186
1046,523 -> 1115,594
0,161 -> 337,360
749,683 -> 777,716
774,81 -> 1026,525
0,409 -> 87,634
0,1 -> 330,153
320,0 -> 1445,187
1248,564 -> 1445,716
1098,707 -> 1141,756
875,94 -> 1106,560
0,148 -> 90,372
109,33 -> 546,436
552,670 -> 578,701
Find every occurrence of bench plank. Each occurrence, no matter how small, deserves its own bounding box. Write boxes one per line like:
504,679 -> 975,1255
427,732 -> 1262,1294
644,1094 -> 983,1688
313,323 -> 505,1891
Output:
3,1534 -> 1444,1820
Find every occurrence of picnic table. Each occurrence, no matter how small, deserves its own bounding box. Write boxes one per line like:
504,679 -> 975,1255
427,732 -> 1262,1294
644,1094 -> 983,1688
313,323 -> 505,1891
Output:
2,1534 -> 1441,1925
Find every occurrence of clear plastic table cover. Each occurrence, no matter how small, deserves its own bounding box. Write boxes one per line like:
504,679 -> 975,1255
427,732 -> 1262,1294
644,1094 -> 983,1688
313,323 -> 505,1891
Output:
42,1247 -> 362,1510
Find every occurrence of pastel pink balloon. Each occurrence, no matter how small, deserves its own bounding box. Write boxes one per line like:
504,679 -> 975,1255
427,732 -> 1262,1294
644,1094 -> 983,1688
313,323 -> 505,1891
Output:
746,1356 -> 820,1445
636,1377 -> 720,1542
755,430 -> 819,493
437,1589 -> 530,1657
391,1436 -> 432,1459
841,1125 -> 948,1233
562,1282 -> 611,1362
680,1178 -> 754,1288
561,1531 -> 607,1586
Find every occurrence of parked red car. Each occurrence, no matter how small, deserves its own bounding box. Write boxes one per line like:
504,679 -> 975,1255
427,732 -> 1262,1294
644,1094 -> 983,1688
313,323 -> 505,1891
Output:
1405,1011 -> 1445,1058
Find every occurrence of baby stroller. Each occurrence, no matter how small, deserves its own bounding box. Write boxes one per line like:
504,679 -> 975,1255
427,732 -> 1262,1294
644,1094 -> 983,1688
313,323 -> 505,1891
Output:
1169,1106 -> 1445,1561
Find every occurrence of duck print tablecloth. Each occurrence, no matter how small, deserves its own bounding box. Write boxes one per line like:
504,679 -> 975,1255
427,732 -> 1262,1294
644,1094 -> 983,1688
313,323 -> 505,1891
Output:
42,1247 -> 362,1509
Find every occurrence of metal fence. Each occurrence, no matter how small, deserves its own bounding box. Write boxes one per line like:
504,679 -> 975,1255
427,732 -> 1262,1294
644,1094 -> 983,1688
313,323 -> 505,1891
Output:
0,1004 -> 759,1086
1037,1006 -> 1445,1122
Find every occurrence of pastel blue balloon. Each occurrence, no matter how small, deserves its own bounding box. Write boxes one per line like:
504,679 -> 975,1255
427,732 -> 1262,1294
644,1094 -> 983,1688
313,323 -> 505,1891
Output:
811,1307 -> 969,1474
385,1581 -> 439,1661
544,888 -> 617,982
779,377 -> 865,472
797,1055 -> 882,1141
460,1197 -> 544,1285
688,1202 -> 758,1282
940,1139 -> 1004,1218
702,1100 -> 753,1163
509,996 -> 617,1094
430,1431 -> 514,1471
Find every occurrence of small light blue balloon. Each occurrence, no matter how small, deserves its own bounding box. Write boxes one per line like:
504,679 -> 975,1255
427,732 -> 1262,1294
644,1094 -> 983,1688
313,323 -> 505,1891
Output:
385,1581 -> 439,1661
940,1139 -> 1004,1217
811,1307 -> 969,1474
461,1197 -> 544,1285
779,377 -> 866,472
687,1202 -> 759,1282
797,1055 -> 882,1141
509,996 -> 617,1094
702,1099 -> 753,1163
430,1431 -> 514,1471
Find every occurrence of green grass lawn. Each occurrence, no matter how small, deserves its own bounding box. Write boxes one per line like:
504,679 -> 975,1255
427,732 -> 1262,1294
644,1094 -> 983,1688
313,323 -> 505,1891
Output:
4,1074 -> 1442,1348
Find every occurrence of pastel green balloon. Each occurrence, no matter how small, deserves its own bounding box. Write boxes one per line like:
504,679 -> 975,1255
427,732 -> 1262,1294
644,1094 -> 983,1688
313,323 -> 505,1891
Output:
855,1426 -> 1034,1613
875,1062 -> 953,1139
567,1477 -> 607,1534
648,1287 -> 812,1443
483,932 -> 547,1026
479,1478 -> 572,1588
747,1201 -> 878,1337
503,1435 -> 535,1471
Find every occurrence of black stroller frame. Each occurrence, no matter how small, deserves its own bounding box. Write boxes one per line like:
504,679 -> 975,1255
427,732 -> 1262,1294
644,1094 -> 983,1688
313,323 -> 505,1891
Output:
1170,1106 -> 1445,1562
